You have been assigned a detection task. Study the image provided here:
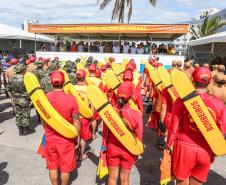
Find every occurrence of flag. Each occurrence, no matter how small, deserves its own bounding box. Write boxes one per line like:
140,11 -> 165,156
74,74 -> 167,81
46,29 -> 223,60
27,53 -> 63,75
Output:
160,149 -> 174,185
97,151 -> 108,179
37,134 -> 46,158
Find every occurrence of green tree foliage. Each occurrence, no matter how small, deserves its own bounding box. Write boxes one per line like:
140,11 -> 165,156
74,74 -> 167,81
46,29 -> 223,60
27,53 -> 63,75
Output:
97,0 -> 156,23
191,12 -> 226,40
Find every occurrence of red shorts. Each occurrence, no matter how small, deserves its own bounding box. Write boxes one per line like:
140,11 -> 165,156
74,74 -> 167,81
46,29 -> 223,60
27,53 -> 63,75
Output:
106,143 -> 136,170
173,141 -> 212,182
80,118 -> 92,141
46,142 -> 76,173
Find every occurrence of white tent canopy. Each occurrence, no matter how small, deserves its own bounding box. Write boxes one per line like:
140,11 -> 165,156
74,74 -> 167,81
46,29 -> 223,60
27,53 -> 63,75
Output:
189,31 -> 226,46
0,23 -> 54,42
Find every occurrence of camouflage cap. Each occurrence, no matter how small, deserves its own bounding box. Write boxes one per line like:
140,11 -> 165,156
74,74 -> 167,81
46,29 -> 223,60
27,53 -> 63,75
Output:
63,60 -> 75,71
14,64 -> 27,73
35,60 -> 44,67
48,62 -> 58,72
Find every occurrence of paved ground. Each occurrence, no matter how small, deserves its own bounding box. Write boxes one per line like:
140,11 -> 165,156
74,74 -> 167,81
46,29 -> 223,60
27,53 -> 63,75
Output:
0,93 -> 226,185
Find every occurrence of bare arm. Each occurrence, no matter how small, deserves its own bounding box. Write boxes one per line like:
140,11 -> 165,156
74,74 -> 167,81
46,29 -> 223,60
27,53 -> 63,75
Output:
40,118 -> 45,129
72,113 -> 81,133
160,104 -> 167,122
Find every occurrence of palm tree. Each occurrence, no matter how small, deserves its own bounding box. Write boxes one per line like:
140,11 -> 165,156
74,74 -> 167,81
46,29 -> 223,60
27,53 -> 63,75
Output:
97,0 -> 156,23
191,12 -> 226,40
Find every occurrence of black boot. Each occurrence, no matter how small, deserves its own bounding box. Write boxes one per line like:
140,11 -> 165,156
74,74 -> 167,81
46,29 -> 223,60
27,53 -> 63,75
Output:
18,126 -> 23,136
22,126 -> 35,136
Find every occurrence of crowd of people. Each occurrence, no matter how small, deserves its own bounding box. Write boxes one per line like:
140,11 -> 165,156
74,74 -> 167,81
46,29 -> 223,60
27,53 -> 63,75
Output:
40,41 -> 176,55
0,54 -> 226,185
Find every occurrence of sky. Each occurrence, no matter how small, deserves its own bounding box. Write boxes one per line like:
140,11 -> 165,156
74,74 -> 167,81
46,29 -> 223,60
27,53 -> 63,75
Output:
0,0 -> 226,28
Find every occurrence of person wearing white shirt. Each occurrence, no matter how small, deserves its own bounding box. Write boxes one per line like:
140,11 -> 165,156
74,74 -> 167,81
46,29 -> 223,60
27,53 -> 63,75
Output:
137,45 -> 144,54
130,42 -> 137,54
78,44 -> 84,52
113,42 -> 120,53
123,42 -> 130,54
99,43 -> 104,53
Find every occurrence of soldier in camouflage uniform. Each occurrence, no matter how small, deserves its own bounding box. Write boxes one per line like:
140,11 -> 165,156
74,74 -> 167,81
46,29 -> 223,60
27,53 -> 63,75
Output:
32,59 -> 46,122
32,59 -> 46,82
40,62 -> 59,93
6,64 -> 35,135
63,60 -> 77,85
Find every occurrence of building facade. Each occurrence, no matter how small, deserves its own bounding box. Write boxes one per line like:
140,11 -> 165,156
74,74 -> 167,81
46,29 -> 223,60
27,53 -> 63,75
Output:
173,8 -> 226,55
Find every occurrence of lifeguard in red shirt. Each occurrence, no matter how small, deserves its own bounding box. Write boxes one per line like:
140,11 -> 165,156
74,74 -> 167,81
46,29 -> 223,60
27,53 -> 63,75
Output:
75,69 -> 93,160
41,71 -> 81,185
167,67 -> 226,185
102,82 -> 143,185
122,70 -> 144,114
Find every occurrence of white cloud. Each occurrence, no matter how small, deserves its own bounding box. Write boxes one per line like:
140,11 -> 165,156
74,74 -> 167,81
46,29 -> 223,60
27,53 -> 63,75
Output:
0,0 -> 225,28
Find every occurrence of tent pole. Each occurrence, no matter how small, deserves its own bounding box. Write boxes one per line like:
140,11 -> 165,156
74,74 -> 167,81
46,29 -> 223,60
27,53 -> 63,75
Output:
150,34 -> 153,56
35,34 -> 37,51
88,36 -> 90,52
19,39 -> 22,48
211,42 -> 215,54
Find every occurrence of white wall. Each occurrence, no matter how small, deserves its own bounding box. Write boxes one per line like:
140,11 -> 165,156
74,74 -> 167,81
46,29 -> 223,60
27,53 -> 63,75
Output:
36,51 -> 185,70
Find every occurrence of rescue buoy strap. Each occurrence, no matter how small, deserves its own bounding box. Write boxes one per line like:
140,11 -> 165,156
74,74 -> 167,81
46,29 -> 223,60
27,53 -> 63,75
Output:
117,71 -> 125,76
96,101 -> 109,112
63,81 -> 72,87
113,83 -> 121,91
156,81 -> 162,86
29,87 -> 43,97
182,90 -> 198,102
166,84 -> 173,89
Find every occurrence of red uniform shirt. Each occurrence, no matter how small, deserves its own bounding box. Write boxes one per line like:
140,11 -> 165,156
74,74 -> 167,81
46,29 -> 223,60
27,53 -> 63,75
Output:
45,91 -> 79,143
132,87 -> 144,114
105,104 -> 143,150
167,92 -> 226,154
161,88 -> 173,115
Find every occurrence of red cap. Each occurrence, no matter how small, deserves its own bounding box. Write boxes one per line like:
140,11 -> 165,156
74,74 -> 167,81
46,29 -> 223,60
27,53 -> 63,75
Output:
101,64 -> 107,72
25,59 -> 31,65
42,58 -> 47,63
38,57 -> 43,60
11,58 -> 18,65
76,69 -> 86,79
54,56 -> 59,61
50,70 -> 65,86
88,64 -> 97,73
123,70 -> 134,82
109,57 -> 115,62
125,62 -> 135,71
192,67 -> 211,85
29,56 -> 36,63
129,59 -> 136,69
95,70 -> 102,78
117,82 -> 133,100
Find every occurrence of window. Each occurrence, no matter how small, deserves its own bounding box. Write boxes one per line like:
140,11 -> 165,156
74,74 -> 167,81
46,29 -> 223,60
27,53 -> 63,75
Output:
182,45 -> 187,48
176,45 -> 180,48
177,39 -> 180,42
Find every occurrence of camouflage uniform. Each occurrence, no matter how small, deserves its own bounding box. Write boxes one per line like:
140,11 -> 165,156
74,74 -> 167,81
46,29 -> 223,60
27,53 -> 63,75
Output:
32,60 -> 46,82
6,64 -> 33,135
32,60 -> 46,122
63,60 -> 77,85
40,62 -> 58,93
